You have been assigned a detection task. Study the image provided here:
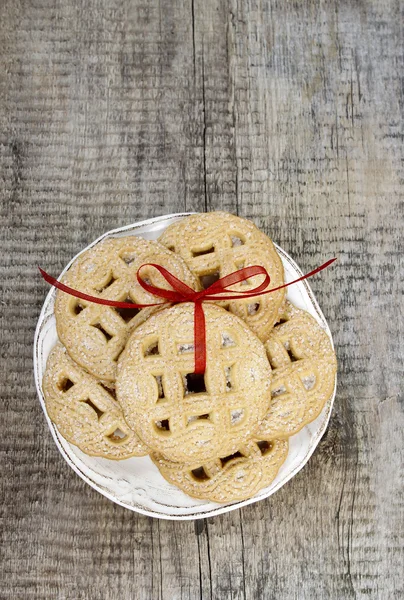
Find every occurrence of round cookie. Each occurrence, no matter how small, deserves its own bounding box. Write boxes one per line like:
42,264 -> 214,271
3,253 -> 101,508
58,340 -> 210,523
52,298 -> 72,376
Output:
158,212 -> 285,342
256,301 -> 337,439
116,303 -> 272,463
43,344 -> 149,460
151,438 -> 288,503
55,236 -> 199,383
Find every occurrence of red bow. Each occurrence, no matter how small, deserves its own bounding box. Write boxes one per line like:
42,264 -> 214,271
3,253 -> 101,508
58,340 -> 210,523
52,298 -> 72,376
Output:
39,257 -> 336,374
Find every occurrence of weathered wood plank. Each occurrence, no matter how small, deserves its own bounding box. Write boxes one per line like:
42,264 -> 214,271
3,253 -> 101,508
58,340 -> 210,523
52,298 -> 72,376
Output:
0,0 -> 403,599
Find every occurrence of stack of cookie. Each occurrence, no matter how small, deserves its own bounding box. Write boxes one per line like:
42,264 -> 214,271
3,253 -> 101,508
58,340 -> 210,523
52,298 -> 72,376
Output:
43,212 -> 337,503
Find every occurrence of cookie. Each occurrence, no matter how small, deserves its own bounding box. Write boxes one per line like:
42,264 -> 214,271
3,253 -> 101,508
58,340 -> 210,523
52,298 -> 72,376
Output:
116,303 -> 272,463
55,236 -> 199,383
151,437 -> 288,503
158,212 -> 285,341
256,301 -> 337,439
42,344 -> 149,460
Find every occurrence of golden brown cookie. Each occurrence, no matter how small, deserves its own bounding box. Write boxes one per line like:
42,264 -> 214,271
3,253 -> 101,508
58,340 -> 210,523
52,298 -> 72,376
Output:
158,212 -> 285,341
42,344 -> 149,459
256,301 -> 337,439
116,303 -> 272,463
55,236 -> 199,383
151,437 -> 288,503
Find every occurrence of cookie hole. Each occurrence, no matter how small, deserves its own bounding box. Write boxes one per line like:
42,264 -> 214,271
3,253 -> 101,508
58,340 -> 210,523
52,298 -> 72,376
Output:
184,373 -> 206,395
247,302 -> 260,315
100,383 -> 116,400
93,322 -> 113,342
136,272 -> 152,288
177,343 -> 194,354
230,409 -> 244,425
154,375 -> 165,401
302,374 -> 316,391
58,377 -> 75,392
256,440 -> 273,455
73,301 -> 85,316
107,428 -> 128,442
275,317 -> 289,327
96,273 -> 117,293
221,332 -> 236,348
187,413 -> 210,425
271,384 -> 287,398
83,399 -> 104,420
192,245 -> 215,258
224,365 -> 235,391
235,468 -> 247,481
220,451 -> 244,467
155,419 -> 170,432
199,270 -> 220,290
285,344 -> 299,362
114,300 -> 140,323
145,340 -> 160,356
166,245 -> 176,253
121,253 -> 137,266
195,439 -> 210,447
231,235 -> 245,247
191,466 -> 210,481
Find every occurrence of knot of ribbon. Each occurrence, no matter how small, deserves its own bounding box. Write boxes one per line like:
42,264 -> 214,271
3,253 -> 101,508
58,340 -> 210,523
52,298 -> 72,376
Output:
39,257 -> 336,374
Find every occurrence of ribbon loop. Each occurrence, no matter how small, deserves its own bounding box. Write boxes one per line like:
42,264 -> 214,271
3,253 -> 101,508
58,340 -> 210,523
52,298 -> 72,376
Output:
198,265 -> 270,299
136,264 -> 197,301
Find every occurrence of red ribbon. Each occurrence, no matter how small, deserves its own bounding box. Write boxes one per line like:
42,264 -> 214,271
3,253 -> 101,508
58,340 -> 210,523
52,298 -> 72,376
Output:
39,257 -> 336,374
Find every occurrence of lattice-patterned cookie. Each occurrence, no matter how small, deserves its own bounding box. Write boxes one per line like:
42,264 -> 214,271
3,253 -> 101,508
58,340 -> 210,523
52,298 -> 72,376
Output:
158,212 -> 285,341
43,344 -> 149,459
151,437 -> 288,503
256,301 -> 337,439
55,236 -> 199,383
116,303 -> 272,463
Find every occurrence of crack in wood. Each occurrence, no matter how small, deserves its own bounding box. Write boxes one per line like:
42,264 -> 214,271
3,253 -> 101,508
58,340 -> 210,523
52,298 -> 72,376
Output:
201,43 -> 208,213
191,0 -> 196,81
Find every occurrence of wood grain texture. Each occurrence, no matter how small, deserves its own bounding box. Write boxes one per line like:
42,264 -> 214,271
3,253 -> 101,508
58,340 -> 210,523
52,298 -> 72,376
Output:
1,0 -> 403,598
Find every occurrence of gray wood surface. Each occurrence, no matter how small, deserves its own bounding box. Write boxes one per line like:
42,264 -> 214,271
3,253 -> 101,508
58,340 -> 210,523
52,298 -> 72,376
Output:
1,0 -> 403,598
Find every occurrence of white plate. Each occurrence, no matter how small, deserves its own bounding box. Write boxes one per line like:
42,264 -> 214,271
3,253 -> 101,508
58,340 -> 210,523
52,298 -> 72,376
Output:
34,213 -> 336,520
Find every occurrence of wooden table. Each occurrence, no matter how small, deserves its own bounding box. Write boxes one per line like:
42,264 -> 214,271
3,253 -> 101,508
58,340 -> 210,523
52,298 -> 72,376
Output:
1,1 -> 403,598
